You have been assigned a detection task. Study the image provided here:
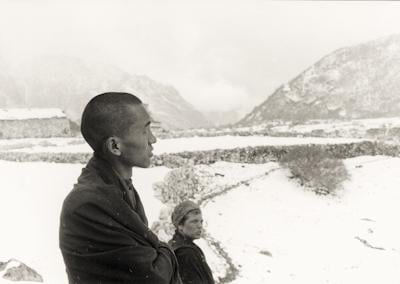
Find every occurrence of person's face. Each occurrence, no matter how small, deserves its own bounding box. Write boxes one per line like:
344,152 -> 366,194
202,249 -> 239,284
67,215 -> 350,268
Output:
118,104 -> 157,168
178,211 -> 203,240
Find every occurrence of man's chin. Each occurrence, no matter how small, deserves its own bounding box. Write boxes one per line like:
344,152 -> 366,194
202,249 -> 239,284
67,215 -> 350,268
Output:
133,161 -> 151,168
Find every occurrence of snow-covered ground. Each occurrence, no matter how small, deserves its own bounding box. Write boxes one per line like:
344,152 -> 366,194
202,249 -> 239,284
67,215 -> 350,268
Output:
0,136 -> 366,154
0,136 -> 399,283
186,117 -> 400,138
238,117 -> 400,134
202,157 -> 400,283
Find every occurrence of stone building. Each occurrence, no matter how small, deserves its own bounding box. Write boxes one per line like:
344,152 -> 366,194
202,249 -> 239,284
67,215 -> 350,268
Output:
0,108 -> 71,139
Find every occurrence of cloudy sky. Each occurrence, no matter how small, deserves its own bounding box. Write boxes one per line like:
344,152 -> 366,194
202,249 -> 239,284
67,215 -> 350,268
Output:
1,0 -> 400,115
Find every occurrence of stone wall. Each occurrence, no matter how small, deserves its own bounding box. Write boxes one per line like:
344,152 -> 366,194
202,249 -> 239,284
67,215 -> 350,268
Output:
152,141 -> 400,168
0,118 -> 71,139
1,141 -> 400,166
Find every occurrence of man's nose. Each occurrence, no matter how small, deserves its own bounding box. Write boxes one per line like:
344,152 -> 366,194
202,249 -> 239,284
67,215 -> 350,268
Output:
149,129 -> 157,144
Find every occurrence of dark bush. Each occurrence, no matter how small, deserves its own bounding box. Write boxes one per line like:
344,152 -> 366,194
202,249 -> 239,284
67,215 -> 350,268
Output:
278,145 -> 349,195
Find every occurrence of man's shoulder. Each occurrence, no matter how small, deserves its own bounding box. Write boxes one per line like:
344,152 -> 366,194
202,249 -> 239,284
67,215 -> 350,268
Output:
61,169 -> 117,215
62,185 -> 104,214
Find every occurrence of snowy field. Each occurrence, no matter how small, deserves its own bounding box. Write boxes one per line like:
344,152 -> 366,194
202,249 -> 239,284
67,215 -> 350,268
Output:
202,157 -> 400,283
0,136 -> 366,154
235,116 -> 400,134
0,136 -> 399,283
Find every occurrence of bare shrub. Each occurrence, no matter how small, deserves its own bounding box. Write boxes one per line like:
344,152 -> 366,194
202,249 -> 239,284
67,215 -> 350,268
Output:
153,166 -> 212,204
278,146 -> 349,195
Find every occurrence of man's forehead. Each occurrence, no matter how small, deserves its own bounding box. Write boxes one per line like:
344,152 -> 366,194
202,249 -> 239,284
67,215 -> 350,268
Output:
126,104 -> 151,123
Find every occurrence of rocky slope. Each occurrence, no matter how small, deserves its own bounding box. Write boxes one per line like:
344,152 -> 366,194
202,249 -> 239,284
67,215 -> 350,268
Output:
238,34 -> 400,125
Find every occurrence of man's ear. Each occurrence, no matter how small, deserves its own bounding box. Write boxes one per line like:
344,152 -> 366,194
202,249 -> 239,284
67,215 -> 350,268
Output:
105,137 -> 122,156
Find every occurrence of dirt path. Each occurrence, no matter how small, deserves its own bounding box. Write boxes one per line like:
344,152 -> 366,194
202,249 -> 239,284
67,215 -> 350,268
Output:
198,167 -> 280,283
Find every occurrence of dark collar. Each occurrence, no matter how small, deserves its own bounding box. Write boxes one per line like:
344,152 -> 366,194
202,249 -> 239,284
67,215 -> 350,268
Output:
85,153 -> 148,226
170,230 -> 195,250
82,154 -> 131,196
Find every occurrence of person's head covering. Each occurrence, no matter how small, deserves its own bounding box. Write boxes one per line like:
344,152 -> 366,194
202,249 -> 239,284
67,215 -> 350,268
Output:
171,200 -> 200,227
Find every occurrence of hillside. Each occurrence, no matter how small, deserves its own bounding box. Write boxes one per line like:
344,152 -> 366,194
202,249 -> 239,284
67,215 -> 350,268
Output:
239,34 -> 400,125
1,56 -> 212,130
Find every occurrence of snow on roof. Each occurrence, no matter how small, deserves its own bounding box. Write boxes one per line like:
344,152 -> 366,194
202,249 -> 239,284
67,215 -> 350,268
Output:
0,108 -> 66,120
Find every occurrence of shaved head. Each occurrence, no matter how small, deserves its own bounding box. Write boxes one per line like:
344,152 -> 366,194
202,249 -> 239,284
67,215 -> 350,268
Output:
81,92 -> 143,152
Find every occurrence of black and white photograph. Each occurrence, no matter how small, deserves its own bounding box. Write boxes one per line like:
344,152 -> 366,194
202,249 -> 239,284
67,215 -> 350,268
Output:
0,1 -> 400,283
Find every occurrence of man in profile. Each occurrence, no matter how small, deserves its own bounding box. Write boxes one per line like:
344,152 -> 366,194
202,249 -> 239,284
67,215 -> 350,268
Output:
59,92 -> 181,283
169,201 -> 214,284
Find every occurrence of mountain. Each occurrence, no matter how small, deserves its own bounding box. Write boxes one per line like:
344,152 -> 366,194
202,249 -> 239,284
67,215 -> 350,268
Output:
4,56 -> 212,130
238,34 -> 400,126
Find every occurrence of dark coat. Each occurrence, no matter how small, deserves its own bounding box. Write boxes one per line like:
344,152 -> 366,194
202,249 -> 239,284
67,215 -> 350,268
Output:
59,155 -> 181,284
169,231 -> 214,284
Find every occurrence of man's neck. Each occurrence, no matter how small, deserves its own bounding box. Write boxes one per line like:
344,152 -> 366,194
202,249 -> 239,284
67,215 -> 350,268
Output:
94,152 -> 133,179
109,160 -> 132,180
